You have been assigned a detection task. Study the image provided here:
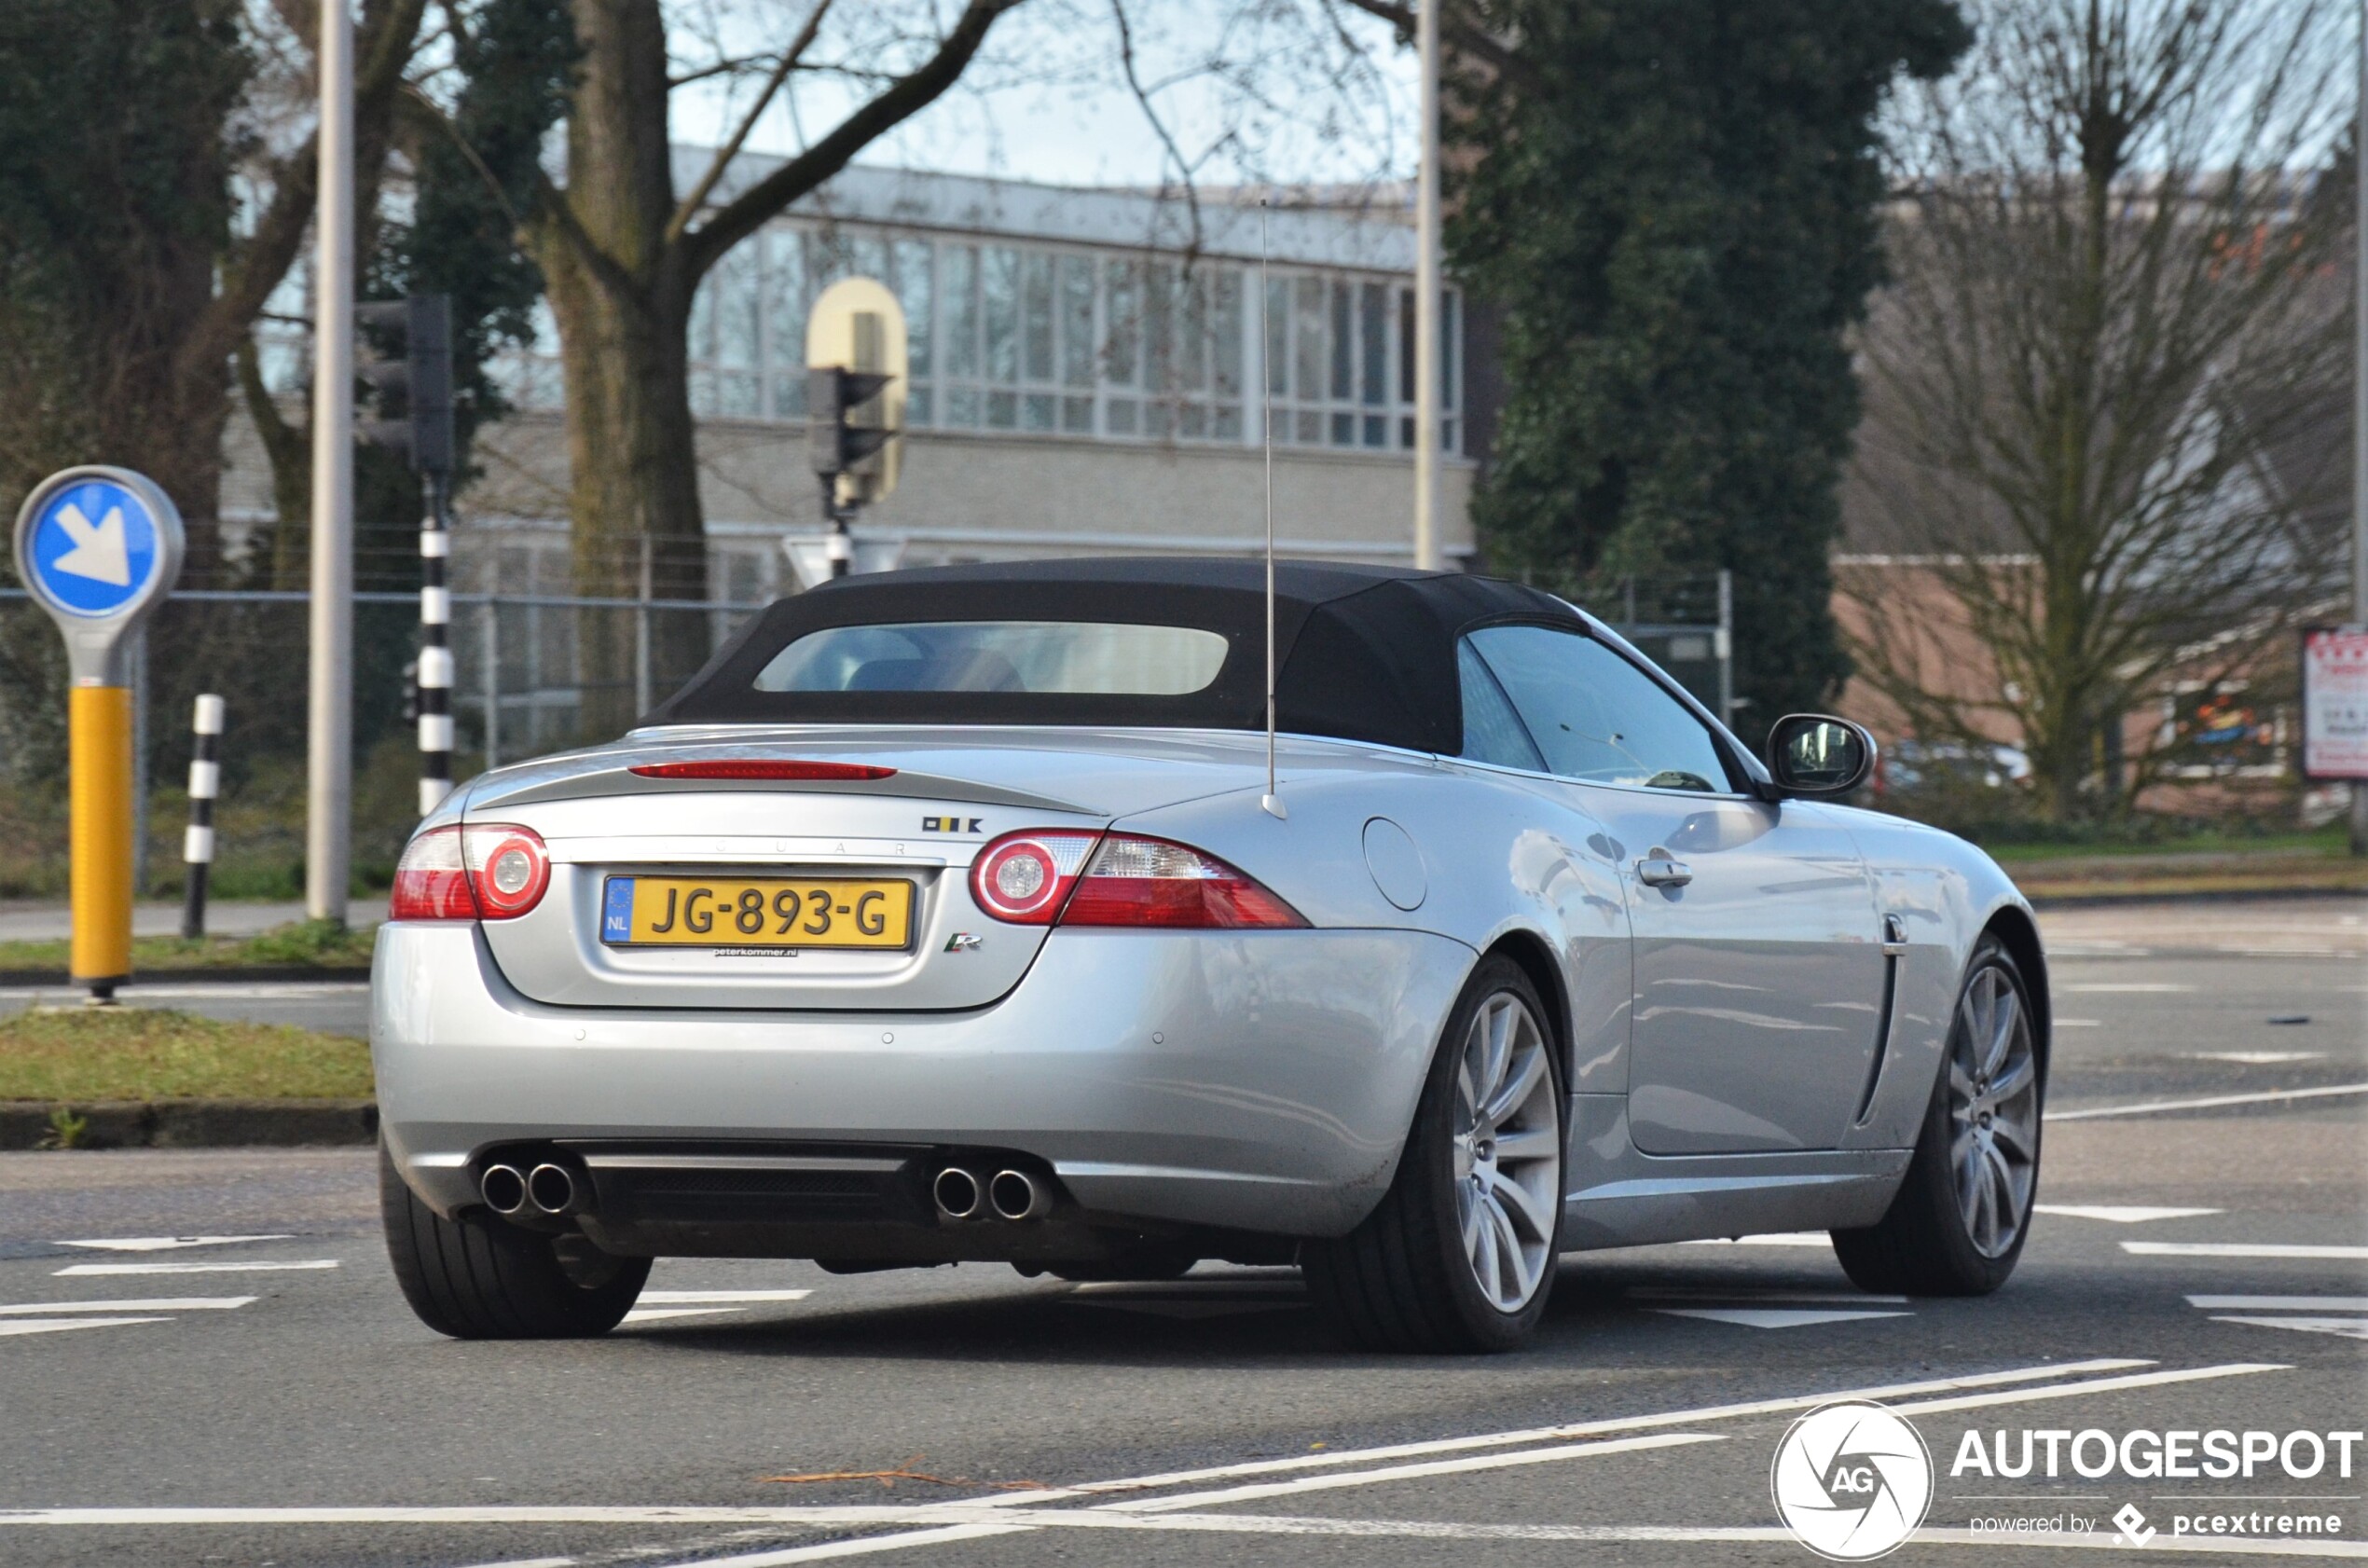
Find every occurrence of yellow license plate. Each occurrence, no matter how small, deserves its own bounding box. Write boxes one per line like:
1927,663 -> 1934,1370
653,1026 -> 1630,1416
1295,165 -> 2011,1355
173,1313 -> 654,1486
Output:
600,875 -> 916,950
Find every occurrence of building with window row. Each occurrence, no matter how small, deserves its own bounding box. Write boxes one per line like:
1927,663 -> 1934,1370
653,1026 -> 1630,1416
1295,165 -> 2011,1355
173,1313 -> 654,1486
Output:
458,156 -> 1487,609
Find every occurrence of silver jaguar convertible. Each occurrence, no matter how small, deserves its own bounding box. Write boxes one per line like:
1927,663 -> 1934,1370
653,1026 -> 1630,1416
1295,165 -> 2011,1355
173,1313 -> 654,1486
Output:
373,557 -> 2048,1352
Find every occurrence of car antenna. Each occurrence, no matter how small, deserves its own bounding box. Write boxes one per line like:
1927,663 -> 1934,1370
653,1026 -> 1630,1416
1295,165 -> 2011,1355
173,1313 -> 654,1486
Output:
1259,198 -> 1287,820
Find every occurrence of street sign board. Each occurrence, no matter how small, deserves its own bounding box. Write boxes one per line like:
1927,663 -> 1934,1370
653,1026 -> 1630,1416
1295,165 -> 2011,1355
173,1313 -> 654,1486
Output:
2302,626 -> 2368,780
13,466 -> 186,681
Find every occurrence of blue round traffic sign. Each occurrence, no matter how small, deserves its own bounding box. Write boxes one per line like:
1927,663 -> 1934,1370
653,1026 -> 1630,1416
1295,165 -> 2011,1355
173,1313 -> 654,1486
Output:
22,476 -> 168,618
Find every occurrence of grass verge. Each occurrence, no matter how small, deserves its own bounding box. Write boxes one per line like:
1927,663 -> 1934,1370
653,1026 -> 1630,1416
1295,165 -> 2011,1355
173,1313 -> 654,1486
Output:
0,918 -> 377,975
0,1007 -> 372,1102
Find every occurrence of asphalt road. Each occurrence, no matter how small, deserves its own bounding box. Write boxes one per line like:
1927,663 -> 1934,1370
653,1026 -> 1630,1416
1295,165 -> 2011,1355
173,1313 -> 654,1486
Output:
0,902 -> 2361,1568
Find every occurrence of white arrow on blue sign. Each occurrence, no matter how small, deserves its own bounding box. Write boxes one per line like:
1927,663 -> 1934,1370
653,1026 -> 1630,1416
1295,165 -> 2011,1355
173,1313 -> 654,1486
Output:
23,476 -> 168,617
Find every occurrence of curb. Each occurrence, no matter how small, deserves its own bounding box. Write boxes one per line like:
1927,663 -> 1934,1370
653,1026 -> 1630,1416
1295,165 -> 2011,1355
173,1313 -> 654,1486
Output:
0,1099 -> 378,1151
2021,883 -> 2368,910
0,968 -> 372,988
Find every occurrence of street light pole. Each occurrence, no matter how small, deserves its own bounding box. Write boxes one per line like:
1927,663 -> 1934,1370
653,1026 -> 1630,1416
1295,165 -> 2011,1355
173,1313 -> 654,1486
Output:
1412,0 -> 1444,572
2352,0 -> 2368,854
307,0 -> 355,923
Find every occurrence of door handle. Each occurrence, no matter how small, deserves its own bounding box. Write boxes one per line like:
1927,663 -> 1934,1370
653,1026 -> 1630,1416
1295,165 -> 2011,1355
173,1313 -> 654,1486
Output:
1636,855 -> 1692,888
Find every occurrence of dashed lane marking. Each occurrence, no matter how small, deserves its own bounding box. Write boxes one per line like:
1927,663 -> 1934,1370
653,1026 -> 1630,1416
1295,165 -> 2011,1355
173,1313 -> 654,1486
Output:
2209,1316 -> 2368,1340
2190,1296 -> 2368,1311
2192,1052 -> 2328,1065
2059,983 -> 2196,993
1624,1286 -> 1909,1304
0,1316 -> 172,1339
2052,1084 -> 2368,1121
0,1298 -> 254,1314
2034,1204 -> 2223,1223
57,1235 -> 292,1252
1678,1231 -> 1829,1247
639,1291 -> 814,1304
1645,1307 -> 1909,1329
2127,1242 -> 2368,1259
52,1260 -> 338,1276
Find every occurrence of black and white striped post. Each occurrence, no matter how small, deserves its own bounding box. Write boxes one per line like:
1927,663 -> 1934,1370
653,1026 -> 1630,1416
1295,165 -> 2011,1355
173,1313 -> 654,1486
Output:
181,694 -> 224,940
418,471 -> 454,816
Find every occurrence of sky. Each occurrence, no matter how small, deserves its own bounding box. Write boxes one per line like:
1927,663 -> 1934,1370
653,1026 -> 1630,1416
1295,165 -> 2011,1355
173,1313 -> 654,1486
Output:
667,1 -> 1422,191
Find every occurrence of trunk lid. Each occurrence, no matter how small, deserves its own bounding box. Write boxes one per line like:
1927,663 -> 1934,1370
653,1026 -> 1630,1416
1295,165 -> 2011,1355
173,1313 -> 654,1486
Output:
464,727 -> 1271,1011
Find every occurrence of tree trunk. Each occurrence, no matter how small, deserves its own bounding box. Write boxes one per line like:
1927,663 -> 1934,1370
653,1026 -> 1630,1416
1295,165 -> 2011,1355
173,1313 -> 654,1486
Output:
544,248 -> 709,734
533,0 -> 710,737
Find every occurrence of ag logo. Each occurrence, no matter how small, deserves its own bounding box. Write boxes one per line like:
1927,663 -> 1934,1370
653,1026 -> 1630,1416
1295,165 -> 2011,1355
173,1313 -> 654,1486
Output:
1769,1400 -> 1932,1561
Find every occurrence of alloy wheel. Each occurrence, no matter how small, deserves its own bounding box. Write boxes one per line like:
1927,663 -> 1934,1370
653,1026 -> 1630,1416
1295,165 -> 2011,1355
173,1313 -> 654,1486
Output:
1450,991 -> 1562,1313
1945,963 -> 2039,1259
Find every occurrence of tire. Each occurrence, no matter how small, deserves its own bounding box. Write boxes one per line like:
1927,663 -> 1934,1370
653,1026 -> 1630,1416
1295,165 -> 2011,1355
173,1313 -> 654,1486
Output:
1304,956 -> 1565,1353
379,1143 -> 650,1339
1832,934 -> 2044,1297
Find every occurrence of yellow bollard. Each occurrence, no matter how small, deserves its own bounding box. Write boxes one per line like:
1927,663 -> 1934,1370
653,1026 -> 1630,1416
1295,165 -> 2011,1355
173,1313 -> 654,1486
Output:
69,683 -> 135,994
15,466 -> 183,1001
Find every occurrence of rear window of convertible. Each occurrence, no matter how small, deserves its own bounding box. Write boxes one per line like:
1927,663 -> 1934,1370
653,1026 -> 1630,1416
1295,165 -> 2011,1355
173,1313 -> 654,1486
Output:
752,621 -> 1232,696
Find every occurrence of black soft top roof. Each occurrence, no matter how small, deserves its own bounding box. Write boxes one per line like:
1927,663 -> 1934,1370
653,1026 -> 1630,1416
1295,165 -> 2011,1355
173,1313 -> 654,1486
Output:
645,557 -> 1588,754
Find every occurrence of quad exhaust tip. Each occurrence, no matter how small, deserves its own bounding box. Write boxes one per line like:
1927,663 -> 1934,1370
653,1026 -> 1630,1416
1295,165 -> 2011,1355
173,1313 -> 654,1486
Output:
480,1163 -> 528,1216
527,1162 -> 578,1216
933,1166 -> 984,1221
989,1169 -> 1049,1222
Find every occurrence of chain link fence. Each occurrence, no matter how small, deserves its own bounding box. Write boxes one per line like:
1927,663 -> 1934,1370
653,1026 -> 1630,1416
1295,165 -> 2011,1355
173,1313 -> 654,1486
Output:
0,588 -> 761,900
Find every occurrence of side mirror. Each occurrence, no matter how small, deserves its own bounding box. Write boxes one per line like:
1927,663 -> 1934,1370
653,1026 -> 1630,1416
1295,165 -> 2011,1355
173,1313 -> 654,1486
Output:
1764,714 -> 1876,797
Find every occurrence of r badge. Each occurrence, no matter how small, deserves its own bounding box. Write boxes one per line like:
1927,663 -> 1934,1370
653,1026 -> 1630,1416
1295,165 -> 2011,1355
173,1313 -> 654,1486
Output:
945,932 -> 984,953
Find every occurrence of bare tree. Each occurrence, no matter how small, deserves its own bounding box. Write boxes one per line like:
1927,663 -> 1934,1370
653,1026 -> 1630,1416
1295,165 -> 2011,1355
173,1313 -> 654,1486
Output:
1846,0 -> 2352,819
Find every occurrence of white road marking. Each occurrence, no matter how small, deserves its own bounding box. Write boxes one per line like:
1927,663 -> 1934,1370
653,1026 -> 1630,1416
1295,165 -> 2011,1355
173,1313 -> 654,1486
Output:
639,1290 -> 814,1304
1068,1299 -> 1299,1319
2056,1018 -> 2102,1027
14,1358 -> 2258,1566
1646,1307 -> 1909,1329
2034,1204 -> 2223,1223
620,1308 -> 744,1325
2189,1296 -> 2368,1311
2192,1052 -> 2327,1065
2051,1084 -> 2368,1121
1678,1231 -> 1830,1247
0,1316 -> 172,1338
1067,1278 -> 1303,1295
14,1511 -> 2354,1558
2127,1241 -> 2368,1259
57,1235 -> 293,1252
1101,1432 -> 1723,1514
1625,1287 -> 1909,1304
2059,983 -> 2196,992
52,1260 -> 338,1276
2210,1316 -> 2368,1340
1886,1363 -> 2285,1419
0,1298 -> 253,1315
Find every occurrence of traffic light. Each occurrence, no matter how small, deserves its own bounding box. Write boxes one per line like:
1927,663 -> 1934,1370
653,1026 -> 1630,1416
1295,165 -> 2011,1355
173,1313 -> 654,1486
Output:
807,366 -> 895,478
357,293 -> 454,475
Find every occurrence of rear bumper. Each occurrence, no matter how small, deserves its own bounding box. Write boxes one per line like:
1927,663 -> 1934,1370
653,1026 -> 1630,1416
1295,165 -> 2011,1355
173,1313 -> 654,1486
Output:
371,921 -> 1472,1240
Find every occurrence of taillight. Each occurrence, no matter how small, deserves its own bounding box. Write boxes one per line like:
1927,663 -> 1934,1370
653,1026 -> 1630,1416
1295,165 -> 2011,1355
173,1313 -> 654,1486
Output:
628,759 -> 896,781
966,830 -> 1306,929
466,824 -> 550,918
1062,834 -> 1307,929
388,823 -> 550,922
969,831 -> 1099,924
390,825 -> 474,920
